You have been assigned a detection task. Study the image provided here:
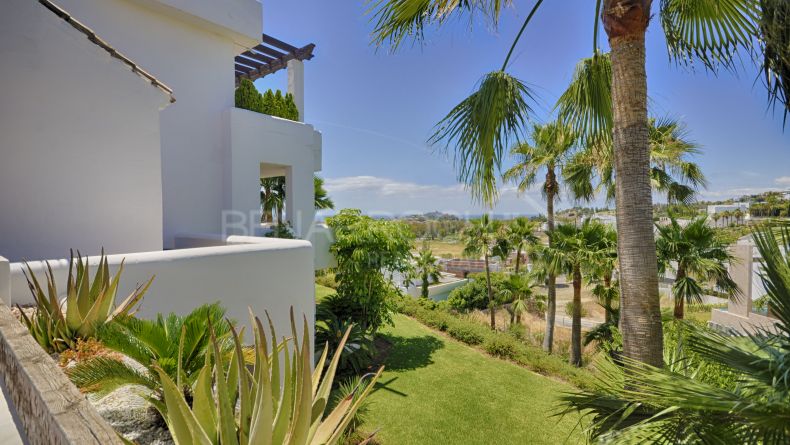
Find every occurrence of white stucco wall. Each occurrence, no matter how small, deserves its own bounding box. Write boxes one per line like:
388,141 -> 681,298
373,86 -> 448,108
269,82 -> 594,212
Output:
56,0 -> 264,249
4,241 -> 315,338
224,108 -> 322,239
0,0 -> 170,262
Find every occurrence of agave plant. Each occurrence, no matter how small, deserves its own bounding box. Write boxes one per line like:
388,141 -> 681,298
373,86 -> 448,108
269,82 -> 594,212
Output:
68,303 -> 236,402
18,250 -> 152,353
155,308 -> 383,445
559,223 -> 790,443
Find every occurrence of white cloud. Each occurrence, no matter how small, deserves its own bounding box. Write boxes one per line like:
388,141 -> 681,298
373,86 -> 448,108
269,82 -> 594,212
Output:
322,176 -> 549,216
775,176 -> 790,186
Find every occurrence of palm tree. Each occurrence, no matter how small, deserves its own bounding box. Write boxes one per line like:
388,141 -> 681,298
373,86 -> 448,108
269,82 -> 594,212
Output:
462,214 -> 501,329
314,175 -> 335,210
414,245 -> 441,299
656,214 -> 739,319
500,272 -> 544,325
734,208 -> 745,226
260,176 -> 285,224
506,217 -> 540,274
368,0 -> 786,368
543,219 -> 610,366
566,116 -> 708,205
560,222 -> 790,443
503,121 -> 581,353
68,303 -> 234,403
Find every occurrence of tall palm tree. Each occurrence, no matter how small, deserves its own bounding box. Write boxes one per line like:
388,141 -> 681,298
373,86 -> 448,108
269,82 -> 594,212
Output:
560,222 -> 790,443
314,175 -> 335,210
503,121 -> 582,353
543,219 -> 610,366
462,214 -> 501,329
656,214 -> 739,319
368,0 -> 786,368
414,245 -> 441,299
505,217 -> 540,274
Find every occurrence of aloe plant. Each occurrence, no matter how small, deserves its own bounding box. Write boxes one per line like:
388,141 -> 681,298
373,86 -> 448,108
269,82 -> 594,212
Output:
155,309 -> 382,445
18,251 -> 152,353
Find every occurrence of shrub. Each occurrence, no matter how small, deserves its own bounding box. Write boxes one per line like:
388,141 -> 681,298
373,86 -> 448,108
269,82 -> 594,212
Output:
506,322 -> 527,341
663,319 -> 738,390
68,303 -> 235,400
315,300 -> 375,377
447,272 -> 510,311
155,309 -> 381,445
234,78 -> 264,113
316,270 -> 339,289
19,251 -> 151,353
564,300 -> 589,318
483,335 -> 519,359
265,222 -> 295,239
446,320 -> 487,345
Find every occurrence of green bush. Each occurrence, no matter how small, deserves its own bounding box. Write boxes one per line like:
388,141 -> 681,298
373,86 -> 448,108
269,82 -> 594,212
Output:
234,78 -> 264,113
663,319 -> 738,390
234,81 -> 299,120
483,335 -> 519,359
315,270 -> 339,289
447,272 -> 510,311
446,320 -> 487,345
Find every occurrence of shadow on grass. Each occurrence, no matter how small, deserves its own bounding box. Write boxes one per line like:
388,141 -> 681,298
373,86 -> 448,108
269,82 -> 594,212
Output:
377,334 -> 444,372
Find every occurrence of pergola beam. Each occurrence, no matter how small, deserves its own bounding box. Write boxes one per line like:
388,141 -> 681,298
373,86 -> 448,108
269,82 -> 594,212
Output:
234,33 -> 315,85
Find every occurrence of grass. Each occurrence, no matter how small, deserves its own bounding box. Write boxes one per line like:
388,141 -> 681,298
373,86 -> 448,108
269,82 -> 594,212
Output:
315,283 -> 335,302
360,315 -> 585,444
420,240 -> 467,258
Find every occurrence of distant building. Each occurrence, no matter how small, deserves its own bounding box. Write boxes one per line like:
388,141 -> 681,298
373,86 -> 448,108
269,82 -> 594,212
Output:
707,202 -> 750,227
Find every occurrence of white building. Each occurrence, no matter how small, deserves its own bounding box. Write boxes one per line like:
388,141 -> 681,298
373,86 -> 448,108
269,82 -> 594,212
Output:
0,0 -> 328,335
707,202 -> 750,227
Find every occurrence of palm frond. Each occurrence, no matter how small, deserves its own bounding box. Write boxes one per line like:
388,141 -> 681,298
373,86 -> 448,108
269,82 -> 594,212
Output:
758,0 -> 790,124
368,0 -> 510,49
555,53 -> 612,144
430,71 -> 535,205
68,356 -> 158,398
660,0 -> 760,70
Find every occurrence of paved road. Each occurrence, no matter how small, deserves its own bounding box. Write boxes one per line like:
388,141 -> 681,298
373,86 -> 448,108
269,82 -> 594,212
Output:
555,315 -> 603,330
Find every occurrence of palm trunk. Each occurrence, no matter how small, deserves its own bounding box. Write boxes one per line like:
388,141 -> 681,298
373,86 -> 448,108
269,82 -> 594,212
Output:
604,271 -> 614,324
570,264 -> 582,367
543,168 -> 557,353
421,274 -> 429,299
605,0 -> 664,368
515,247 -> 522,274
485,253 -> 495,330
673,266 -> 686,319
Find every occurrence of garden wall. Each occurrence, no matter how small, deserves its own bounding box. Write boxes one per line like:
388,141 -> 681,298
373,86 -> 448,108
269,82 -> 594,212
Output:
3,240 -> 316,338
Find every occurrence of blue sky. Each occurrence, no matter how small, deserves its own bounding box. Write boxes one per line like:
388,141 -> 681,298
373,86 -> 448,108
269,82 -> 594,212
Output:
256,1 -> 790,217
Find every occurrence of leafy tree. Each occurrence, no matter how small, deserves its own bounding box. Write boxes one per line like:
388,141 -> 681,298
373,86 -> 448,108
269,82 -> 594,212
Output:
543,220 -> 610,366
368,0 -> 788,368
462,214 -> 502,329
560,222 -> 790,443
413,245 -> 441,299
656,214 -> 739,319
326,209 -> 414,333
314,175 -> 334,210
503,121 -> 582,352
447,272 -> 511,312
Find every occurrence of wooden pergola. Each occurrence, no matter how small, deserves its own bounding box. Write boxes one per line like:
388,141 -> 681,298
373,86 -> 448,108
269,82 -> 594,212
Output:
235,34 -> 315,85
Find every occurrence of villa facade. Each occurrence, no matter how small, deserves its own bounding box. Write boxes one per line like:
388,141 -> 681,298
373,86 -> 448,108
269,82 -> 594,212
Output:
0,0 -> 325,336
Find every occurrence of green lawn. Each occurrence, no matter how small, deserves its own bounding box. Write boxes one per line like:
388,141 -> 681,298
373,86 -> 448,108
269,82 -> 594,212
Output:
315,283 -> 335,302
360,315 -> 585,444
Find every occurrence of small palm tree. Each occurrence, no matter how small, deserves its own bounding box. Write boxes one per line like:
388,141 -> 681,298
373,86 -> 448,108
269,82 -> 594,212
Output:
505,217 -> 540,274
68,303 -> 234,405
260,177 -> 285,224
656,214 -> 739,319
414,245 -> 441,299
314,175 -> 335,210
543,220 -> 609,366
499,272 -> 544,325
503,120 -> 582,353
560,222 -> 790,443
462,214 -> 501,329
